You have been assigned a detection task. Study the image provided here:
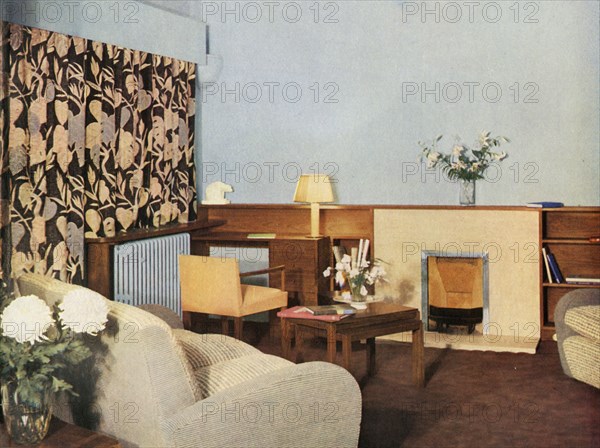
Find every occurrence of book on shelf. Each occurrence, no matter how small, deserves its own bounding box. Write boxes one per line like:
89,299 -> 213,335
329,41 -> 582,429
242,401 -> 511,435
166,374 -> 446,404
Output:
526,201 -> 564,208
542,247 -> 553,284
304,304 -> 356,316
565,276 -> 600,285
332,245 -> 347,264
546,252 -> 564,283
277,306 -> 352,321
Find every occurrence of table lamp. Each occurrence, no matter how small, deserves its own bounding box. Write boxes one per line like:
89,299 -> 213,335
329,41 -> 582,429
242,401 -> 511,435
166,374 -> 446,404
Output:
293,174 -> 334,238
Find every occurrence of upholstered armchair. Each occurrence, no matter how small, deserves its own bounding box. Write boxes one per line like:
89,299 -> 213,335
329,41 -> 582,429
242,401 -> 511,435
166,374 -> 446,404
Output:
554,288 -> 600,389
179,255 -> 288,339
16,273 -> 362,448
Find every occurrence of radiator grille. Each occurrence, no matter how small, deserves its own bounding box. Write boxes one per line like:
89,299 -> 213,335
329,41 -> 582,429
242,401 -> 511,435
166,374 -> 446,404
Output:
113,233 -> 190,316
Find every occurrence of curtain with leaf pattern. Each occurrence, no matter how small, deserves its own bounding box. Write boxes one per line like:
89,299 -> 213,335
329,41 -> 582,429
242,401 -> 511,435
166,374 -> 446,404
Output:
0,21 -> 197,284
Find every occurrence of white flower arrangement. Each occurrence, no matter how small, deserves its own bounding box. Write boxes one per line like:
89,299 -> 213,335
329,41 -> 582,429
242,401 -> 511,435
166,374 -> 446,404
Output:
419,131 -> 510,181
59,290 -> 109,335
323,239 -> 387,300
0,295 -> 55,344
0,290 -> 109,406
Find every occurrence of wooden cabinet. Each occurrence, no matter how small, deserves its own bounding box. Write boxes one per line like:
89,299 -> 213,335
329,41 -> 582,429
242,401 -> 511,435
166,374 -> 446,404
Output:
269,237 -> 331,306
540,207 -> 600,340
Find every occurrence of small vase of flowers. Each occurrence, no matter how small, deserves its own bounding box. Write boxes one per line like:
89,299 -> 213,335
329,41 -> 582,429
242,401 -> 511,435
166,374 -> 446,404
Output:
419,131 -> 510,206
323,239 -> 387,304
0,290 -> 109,445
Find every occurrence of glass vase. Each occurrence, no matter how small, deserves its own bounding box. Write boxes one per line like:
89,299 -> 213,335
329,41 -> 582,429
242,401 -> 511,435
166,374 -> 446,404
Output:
459,179 -> 476,206
349,282 -> 367,303
1,382 -> 52,445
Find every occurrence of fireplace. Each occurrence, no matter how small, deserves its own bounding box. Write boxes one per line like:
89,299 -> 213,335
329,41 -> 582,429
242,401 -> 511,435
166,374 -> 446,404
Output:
421,251 -> 489,334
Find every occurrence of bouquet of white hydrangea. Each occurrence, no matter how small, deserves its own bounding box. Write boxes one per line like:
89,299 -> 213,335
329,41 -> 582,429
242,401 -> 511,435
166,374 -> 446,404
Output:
0,290 -> 109,406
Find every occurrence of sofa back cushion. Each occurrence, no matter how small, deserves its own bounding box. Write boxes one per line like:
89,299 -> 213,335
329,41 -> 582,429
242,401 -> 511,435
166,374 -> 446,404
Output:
17,273 -> 199,448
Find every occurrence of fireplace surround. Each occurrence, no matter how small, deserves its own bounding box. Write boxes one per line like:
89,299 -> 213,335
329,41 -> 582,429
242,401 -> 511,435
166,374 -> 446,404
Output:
374,208 -> 540,353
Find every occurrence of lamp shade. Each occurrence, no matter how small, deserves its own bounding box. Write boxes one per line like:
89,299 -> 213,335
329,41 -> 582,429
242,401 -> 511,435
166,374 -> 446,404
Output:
293,175 -> 334,203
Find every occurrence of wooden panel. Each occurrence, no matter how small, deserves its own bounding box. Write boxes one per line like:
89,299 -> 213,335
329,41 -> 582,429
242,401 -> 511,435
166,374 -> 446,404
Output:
546,244 -> 600,278
544,210 -> 600,239
204,204 -> 374,239
321,208 -> 373,239
206,207 -> 311,234
544,287 -> 569,325
86,243 -> 112,299
270,237 -> 331,306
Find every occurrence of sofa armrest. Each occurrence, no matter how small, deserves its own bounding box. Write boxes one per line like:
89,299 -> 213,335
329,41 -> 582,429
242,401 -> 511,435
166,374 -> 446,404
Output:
161,361 -> 361,448
554,288 -> 600,378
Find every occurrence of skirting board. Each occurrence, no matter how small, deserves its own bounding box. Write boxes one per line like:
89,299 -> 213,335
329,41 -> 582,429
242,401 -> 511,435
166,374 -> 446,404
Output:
378,331 -> 539,354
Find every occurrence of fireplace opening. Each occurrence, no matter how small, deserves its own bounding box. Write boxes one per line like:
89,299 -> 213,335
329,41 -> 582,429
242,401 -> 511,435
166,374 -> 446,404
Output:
421,252 -> 489,334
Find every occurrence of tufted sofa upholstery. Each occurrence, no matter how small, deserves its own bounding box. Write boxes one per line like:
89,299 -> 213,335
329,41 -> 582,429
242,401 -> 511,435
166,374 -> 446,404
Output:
16,273 -> 362,448
554,288 -> 600,389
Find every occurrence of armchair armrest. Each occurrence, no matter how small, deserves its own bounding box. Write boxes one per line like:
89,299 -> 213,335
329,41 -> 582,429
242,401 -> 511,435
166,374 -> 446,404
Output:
161,361 -> 361,448
240,265 -> 286,290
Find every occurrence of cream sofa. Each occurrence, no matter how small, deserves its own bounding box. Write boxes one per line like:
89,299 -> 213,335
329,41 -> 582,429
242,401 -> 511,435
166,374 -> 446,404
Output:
554,288 -> 600,389
17,273 -> 362,448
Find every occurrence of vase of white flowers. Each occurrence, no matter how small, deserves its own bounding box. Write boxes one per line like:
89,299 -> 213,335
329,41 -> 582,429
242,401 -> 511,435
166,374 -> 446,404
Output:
0,291 -> 109,445
419,131 -> 510,206
459,179 -> 476,206
323,239 -> 387,303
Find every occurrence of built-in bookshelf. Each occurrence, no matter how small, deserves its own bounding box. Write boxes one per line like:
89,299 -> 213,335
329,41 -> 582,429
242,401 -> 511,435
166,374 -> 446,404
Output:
540,207 -> 600,340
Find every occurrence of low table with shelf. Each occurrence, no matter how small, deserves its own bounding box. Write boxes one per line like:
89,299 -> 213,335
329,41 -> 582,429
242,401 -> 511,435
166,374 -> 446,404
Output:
280,301 -> 425,387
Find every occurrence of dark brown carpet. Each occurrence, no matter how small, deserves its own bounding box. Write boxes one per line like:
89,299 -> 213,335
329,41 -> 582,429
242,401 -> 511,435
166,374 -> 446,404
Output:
249,327 -> 600,448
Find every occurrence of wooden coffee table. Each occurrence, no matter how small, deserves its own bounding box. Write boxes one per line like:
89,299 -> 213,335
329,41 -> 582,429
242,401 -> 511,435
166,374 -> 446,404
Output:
0,417 -> 121,447
280,302 -> 424,387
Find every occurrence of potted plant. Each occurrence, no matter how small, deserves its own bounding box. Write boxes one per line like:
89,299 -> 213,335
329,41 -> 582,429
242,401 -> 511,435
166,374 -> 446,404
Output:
0,290 -> 109,444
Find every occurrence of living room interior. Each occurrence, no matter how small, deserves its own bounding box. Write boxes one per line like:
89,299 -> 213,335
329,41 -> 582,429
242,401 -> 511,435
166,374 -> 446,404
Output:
0,1 -> 599,448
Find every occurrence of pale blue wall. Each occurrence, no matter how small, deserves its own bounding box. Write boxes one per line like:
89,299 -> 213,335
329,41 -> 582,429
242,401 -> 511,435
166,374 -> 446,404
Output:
5,1 -> 598,206
195,0 -> 599,206
2,1 -> 205,62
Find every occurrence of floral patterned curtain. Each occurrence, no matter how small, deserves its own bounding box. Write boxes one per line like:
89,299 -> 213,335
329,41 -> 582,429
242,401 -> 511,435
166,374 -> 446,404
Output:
84,42 -> 197,235
0,22 -> 197,284
0,22 -> 9,288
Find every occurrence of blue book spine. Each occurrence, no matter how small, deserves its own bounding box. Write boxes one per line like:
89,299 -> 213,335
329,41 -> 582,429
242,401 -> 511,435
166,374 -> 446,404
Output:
526,202 -> 564,208
546,253 -> 564,283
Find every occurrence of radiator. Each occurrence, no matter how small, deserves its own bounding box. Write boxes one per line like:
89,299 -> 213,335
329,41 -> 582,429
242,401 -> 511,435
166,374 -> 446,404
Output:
113,233 -> 190,316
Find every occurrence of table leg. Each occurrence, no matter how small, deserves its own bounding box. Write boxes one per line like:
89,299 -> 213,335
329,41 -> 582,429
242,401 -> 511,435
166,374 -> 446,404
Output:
281,319 -> 291,360
326,325 -> 337,364
366,337 -> 376,376
295,325 -> 305,363
341,334 -> 352,371
412,322 -> 425,387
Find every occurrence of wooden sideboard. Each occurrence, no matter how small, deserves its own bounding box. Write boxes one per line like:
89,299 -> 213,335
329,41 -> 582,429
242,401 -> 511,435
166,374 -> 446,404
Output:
82,204 -> 599,342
